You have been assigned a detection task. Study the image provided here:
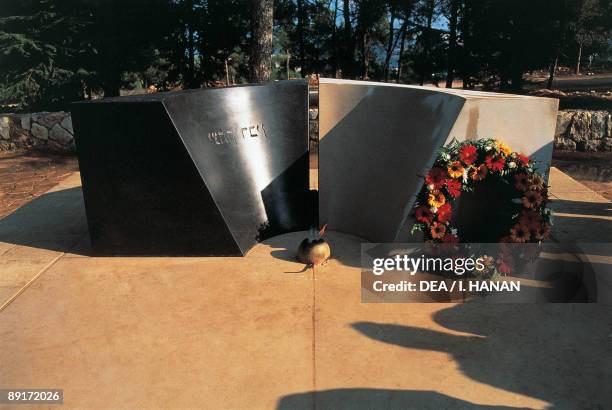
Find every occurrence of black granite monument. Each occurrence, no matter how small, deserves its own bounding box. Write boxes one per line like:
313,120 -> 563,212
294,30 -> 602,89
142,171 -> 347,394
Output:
71,81 -> 311,256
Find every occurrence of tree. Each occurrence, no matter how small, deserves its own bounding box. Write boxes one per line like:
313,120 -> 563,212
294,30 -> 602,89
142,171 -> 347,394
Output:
341,0 -> 355,77
570,0 -> 609,75
0,0 -> 89,110
444,0 -> 459,88
250,0 -> 274,83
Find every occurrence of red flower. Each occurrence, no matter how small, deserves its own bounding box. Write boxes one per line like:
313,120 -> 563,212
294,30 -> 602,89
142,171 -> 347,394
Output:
516,153 -> 530,167
459,145 -> 478,165
437,203 -> 452,223
415,206 -> 433,223
445,179 -> 462,198
496,258 -> 512,274
425,168 -> 446,189
442,233 -> 459,243
485,155 -> 505,172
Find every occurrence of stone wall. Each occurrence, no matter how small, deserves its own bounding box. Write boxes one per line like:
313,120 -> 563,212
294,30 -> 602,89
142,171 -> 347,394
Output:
1,108 -> 610,154
554,110 -> 612,152
309,107 -> 319,152
0,112 -> 75,153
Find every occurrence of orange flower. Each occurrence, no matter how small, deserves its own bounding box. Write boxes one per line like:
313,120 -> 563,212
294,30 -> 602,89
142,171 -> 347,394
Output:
447,161 -> 464,178
430,222 -> 447,239
533,223 -> 551,241
510,224 -> 531,243
470,164 -> 488,181
496,141 -> 512,156
428,190 -> 446,208
522,191 -> 542,209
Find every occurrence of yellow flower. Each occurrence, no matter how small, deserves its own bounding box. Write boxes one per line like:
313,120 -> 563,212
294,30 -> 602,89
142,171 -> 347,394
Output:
529,174 -> 545,191
428,190 -> 446,208
447,161 -> 464,178
496,141 -> 512,156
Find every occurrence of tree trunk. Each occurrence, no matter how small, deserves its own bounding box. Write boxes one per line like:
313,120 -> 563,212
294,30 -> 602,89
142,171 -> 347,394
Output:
185,0 -> 197,89
420,0 -> 435,86
363,33 -> 370,79
383,4 -> 396,82
445,0 -> 458,88
460,0 -> 470,89
547,0 -> 567,89
250,0 -> 273,83
331,0 -> 339,75
546,56 -> 558,89
396,25 -> 407,83
187,26 -> 196,88
342,0 -> 353,77
297,0 -> 306,76
576,41 -> 583,75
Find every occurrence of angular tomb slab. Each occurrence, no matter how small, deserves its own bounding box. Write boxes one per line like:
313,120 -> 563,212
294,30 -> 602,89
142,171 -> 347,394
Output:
71,81 -> 311,256
318,79 -> 559,243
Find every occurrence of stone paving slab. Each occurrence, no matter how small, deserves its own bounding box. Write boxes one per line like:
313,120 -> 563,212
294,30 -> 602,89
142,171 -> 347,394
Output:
309,242 -> 611,409
0,255 -> 314,409
0,168 -> 611,409
547,167 -> 612,243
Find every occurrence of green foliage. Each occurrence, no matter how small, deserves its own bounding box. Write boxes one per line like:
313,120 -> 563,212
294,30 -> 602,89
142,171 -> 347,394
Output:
0,0 -> 87,111
1,0 -> 610,111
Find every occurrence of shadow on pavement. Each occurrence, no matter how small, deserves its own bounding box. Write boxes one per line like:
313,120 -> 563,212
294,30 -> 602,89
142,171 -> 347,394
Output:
0,187 -> 90,255
276,388 -> 525,409
349,302 -> 612,408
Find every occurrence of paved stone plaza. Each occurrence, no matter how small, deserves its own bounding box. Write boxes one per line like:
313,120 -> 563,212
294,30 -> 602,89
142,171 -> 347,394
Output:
0,169 -> 611,408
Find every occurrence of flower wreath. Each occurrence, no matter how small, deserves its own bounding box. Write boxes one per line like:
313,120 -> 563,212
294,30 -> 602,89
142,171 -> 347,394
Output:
411,138 -> 552,245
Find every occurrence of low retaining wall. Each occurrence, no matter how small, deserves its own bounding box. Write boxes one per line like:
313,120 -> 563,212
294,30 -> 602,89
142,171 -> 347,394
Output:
554,110 -> 612,152
0,112 -> 75,153
1,108 -> 610,154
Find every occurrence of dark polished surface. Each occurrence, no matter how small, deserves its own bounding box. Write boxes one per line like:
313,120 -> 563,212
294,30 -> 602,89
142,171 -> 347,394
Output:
71,81 -> 310,256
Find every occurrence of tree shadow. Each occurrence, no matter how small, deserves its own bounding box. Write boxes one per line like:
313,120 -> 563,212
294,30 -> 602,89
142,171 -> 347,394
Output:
277,388 -> 525,409
0,186 -> 90,255
550,199 -> 612,219
350,302 -> 612,408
